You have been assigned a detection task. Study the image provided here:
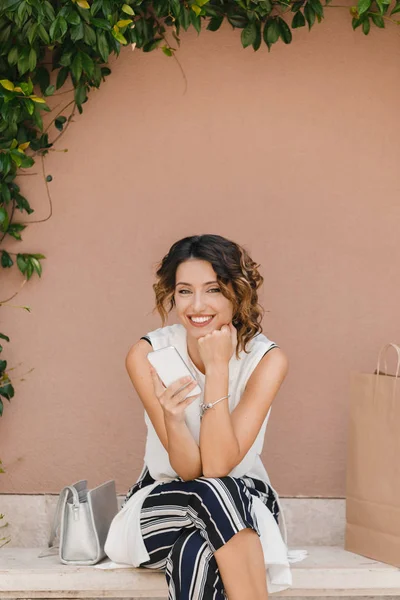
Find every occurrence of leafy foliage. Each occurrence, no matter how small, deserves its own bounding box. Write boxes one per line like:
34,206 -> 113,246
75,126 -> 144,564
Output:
0,0 -> 395,416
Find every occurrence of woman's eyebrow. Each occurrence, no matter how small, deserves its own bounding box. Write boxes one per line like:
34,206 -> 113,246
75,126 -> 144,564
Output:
175,281 -> 218,287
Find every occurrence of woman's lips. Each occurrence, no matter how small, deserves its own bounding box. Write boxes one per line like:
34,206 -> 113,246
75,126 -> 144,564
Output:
188,315 -> 215,328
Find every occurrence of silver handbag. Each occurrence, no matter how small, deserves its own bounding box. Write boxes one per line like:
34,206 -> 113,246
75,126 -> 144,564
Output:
38,479 -> 118,565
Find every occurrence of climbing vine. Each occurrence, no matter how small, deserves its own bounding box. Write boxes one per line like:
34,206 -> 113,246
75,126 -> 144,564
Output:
0,0 -> 397,419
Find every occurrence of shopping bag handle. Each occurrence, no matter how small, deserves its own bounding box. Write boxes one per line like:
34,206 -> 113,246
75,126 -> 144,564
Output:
376,343 -> 400,378
373,343 -> 400,404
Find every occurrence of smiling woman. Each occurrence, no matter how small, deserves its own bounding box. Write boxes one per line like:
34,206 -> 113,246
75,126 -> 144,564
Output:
104,234 -> 297,600
153,234 -> 265,362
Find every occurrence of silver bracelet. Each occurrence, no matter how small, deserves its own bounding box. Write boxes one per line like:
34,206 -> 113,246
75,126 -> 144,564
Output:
200,394 -> 230,419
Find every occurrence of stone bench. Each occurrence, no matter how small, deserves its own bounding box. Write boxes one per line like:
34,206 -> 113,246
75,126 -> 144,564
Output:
1,546 -> 400,599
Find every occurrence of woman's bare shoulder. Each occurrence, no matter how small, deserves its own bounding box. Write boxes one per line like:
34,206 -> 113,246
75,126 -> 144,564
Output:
126,338 -> 152,366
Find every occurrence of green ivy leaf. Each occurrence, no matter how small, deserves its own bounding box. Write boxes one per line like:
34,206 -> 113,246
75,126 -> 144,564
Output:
34,66 -> 50,95
277,17 -> 292,42
190,10 -> 202,32
264,18 -> 280,46
308,0 -> 324,17
1,183 -> 11,204
17,254 -> 27,274
0,80 -> 14,92
112,30 -> 128,44
37,24 -> 50,43
27,23 -> 38,45
83,23 -> 97,45
66,10 -> 81,25
207,15 -> 224,30
2,0 -> 21,9
1,250 -> 13,268
192,4 -> 202,16
30,257 -> 42,277
8,47 -> 19,66
55,116 -> 67,131
71,21 -> 85,41
60,51 -> 73,67
362,15 -> 371,32
56,67 -> 69,89
81,52 -> 95,76
227,14 -> 248,28
292,10 -> 306,27
143,38 -> 162,51
122,4 -> 135,15
97,31 -> 110,61
180,6 -> 191,30
58,16 -> 68,37
304,3 -> 316,28
357,0 -> 372,15
74,84 -> 87,107
49,17 -> 60,41
15,194 -> 33,214
0,207 -> 9,232
252,21 -> 262,50
71,52 -> 83,82
0,383 -> 14,401
371,12 -> 385,26
0,153 -> 11,175
241,22 -> 257,48
90,18 -> 111,30
7,223 -> 26,241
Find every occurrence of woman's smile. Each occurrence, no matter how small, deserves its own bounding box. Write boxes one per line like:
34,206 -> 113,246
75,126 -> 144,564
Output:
187,315 -> 215,328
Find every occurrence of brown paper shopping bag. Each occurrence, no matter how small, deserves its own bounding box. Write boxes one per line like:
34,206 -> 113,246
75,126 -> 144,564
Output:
345,343 -> 400,567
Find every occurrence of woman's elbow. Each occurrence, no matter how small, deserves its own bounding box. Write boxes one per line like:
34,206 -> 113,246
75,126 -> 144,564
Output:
203,469 -> 230,478
202,462 -> 233,478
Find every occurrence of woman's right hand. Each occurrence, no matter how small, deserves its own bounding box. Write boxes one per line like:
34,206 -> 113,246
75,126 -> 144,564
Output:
148,364 -> 200,423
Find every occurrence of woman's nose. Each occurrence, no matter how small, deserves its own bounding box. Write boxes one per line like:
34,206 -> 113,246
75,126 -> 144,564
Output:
191,292 -> 207,312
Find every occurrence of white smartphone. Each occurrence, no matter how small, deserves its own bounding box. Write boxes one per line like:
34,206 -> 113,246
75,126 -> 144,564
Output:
147,346 -> 202,397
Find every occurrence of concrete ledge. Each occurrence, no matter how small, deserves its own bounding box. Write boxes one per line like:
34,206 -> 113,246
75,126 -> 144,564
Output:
0,496 -> 345,547
1,546 -> 400,598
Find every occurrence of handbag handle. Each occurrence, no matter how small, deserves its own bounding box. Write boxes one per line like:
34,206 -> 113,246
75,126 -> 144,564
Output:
373,343 -> 400,405
37,485 -> 80,559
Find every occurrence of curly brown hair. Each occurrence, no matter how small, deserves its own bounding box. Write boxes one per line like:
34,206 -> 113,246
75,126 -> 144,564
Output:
152,234 -> 268,359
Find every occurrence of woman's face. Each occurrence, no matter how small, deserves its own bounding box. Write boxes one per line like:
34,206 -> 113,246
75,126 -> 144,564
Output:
174,259 -> 234,339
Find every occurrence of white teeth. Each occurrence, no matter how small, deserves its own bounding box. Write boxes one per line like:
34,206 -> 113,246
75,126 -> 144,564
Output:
190,316 -> 213,323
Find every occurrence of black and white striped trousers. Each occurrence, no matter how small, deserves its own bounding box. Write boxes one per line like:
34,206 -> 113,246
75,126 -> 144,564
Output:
123,466 -> 280,600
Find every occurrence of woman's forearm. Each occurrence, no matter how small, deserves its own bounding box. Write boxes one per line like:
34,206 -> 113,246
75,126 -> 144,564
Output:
164,416 -> 203,480
199,365 -> 240,477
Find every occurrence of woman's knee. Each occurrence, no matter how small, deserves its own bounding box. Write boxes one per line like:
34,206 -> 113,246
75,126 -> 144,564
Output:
167,529 -> 212,568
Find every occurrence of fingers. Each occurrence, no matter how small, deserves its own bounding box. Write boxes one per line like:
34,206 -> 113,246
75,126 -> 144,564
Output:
160,380 -> 200,416
148,364 -> 198,402
169,376 -> 198,399
148,363 -> 166,397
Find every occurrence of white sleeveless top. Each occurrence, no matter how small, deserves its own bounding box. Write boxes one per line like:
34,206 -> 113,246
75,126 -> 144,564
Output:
104,324 -> 307,593
144,324 -> 281,491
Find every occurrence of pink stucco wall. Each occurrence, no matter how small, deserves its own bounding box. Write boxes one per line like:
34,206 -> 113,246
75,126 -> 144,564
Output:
1,8 -> 400,497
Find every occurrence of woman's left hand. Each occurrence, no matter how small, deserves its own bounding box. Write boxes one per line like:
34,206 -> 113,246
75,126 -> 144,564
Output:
198,322 -> 238,371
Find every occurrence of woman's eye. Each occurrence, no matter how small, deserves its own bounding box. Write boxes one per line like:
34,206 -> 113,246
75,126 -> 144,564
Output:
178,288 -> 220,294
